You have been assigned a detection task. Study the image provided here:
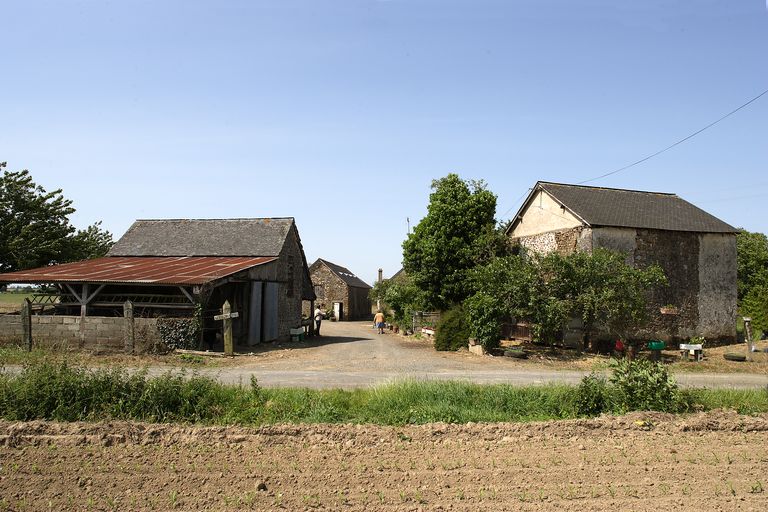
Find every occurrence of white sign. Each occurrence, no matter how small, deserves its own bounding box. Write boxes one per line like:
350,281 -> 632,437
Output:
214,312 -> 240,321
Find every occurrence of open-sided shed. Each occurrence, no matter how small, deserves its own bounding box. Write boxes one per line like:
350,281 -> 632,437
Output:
0,218 -> 316,349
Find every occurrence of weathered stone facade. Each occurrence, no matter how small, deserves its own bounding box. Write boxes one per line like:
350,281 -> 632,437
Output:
304,260 -> 372,321
512,226 -> 738,343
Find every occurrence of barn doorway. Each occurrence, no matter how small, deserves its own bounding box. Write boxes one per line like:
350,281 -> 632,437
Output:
247,281 -> 279,345
333,301 -> 344,322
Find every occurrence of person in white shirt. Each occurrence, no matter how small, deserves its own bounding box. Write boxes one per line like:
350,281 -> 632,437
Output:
314,306 -> 324,336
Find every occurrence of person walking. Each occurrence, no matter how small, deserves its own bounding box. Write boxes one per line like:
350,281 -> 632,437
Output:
314,306 -> 324,336
373,310 -> 386,334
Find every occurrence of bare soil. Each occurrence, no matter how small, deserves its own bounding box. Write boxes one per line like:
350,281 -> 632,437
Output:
1,411 -> 767,511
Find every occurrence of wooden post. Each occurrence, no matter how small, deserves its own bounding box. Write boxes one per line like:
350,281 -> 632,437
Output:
123,301 -> 135,354
223,300 -> 234,356
744,317 -> 753,362
21,299 -> 32,352
309,300 -> 315,336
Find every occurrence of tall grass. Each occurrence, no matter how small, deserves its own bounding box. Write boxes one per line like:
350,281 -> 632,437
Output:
0,362 -> 765,425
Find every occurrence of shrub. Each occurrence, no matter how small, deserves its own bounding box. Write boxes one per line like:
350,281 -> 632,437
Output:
434,306 -> 470,351
465,292 -> 504,350
610,359 -> 679,413
576,373 -> 610,416
157,317 -> 200,350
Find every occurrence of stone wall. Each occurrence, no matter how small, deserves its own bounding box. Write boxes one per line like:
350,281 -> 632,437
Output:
0,314 -> 162,353
514,227 -> 591,255
511,226 -> 738,344
594,227 -> 737,344
304,263 -> 371,321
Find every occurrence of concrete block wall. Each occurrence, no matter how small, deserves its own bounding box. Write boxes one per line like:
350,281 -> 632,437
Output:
0,314 -> 164,354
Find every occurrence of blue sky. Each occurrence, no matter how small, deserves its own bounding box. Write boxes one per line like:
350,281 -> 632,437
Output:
2,0 -> 767,283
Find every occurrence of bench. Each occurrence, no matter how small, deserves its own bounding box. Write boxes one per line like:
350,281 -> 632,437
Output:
679,343 -> 703,362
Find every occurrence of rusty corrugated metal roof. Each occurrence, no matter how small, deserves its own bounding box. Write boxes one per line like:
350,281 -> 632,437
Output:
0,256 -> 277,286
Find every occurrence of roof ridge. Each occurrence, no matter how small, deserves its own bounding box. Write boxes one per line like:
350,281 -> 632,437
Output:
133,217 -> 295,222
539,181 -> 677,196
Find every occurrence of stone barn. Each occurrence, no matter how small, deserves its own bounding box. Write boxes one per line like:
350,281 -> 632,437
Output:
506,182 -> 738,343
306,259 -> 372,321
0,218 -> 315,350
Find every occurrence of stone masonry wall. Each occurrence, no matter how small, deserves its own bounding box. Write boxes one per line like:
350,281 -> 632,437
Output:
514,227 -> 591,256
511,226 -> 737,344
306,264 -> 349,319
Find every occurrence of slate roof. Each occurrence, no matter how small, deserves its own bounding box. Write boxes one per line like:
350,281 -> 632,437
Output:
314,259 -> 372,289
109,218 -> 295,257
510,182 -> 737,234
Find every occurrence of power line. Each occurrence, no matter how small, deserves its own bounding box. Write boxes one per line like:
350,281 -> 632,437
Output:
499,188 -> 531,220
497,86 -> 768,220
578,86 -> 768,185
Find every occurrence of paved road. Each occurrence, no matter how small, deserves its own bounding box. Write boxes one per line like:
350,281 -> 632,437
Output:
169,321 -> 768,390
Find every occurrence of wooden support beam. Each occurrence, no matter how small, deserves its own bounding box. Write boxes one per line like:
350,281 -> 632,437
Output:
178,286 -> 196,304
84,284 -> 106,304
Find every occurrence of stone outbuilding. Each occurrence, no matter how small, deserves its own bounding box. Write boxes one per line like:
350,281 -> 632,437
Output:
506,182 -> 738,343
0,218 -> 316,350
306,259 -> 372,321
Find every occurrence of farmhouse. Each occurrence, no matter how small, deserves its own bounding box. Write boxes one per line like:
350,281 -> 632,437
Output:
507,182 -> 738,343
0,218 -> 315,351
306,258 -> 372,321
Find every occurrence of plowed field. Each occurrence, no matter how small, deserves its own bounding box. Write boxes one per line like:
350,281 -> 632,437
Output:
1,411 -> 767,511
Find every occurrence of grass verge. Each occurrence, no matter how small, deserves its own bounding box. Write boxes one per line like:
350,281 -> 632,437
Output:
0,362 -> 766,425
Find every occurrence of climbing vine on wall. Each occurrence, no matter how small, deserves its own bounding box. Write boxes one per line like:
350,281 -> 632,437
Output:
156,306 -> 202,350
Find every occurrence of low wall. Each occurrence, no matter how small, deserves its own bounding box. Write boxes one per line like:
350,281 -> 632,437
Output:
0,314 -> 163,354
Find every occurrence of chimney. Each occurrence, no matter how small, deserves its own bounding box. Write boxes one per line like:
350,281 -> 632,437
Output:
378,268 -> 383,283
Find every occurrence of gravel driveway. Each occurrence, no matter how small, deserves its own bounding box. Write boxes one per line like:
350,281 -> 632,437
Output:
161,321 -> 768,390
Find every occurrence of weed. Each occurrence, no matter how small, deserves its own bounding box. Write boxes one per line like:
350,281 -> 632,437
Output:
750,481 -> 764,494
0,362 -> 765,425
168,490 -> 179,509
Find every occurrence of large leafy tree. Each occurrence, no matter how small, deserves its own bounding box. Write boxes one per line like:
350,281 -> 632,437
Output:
735,229 -> 768,333
468,249 -> 666,350
736,229 -> 768,301
0,162 -> 113,272
402,174 -> 505,310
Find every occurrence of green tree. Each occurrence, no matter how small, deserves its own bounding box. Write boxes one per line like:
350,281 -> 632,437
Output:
467,249 -> 666,351
736,229 -> 768,301
553,249 -> 666,349
65,222 -> 114,261
402,174 -> 503,310
369,275 -> 427,330
0,162 -> 113,272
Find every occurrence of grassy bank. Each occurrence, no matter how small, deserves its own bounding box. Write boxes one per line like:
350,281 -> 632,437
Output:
0,363 -> 766,425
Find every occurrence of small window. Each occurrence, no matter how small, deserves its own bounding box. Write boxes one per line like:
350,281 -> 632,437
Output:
314,284 -> 324,299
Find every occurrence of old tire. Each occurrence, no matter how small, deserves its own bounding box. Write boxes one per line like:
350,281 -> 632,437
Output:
723,352 -> 747,362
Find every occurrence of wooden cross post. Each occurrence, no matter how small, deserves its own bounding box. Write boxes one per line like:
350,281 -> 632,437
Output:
744,317 -> 753,362
214,300 -> 239,356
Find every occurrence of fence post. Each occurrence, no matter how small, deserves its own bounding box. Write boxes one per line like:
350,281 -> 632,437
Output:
223,300 -> 234,356
123,300 -> 135,354
21,299 -> 32,352
744,317 -> 753,362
